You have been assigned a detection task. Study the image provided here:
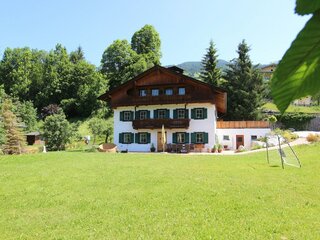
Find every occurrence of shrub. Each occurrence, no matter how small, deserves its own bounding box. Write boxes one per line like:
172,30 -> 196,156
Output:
42,112 -> 72,151
306,134 -> 320,143
273,128 -> 298,142
275,113 -> 315,130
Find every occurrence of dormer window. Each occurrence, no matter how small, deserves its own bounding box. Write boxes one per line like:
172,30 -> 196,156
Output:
139,89 -> 147,97
151,89 -> 159,96
165,88 -> 173,95
178,87 -> 185,95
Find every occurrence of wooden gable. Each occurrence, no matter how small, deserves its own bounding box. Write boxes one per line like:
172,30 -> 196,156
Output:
98,65 -> 227,113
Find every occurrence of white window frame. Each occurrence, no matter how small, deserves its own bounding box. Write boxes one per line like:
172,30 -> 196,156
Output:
195,108 -> 204,119
123,111 -> 131,121
158,109 -> 166,119
177,109 -> 186,119
123,133 -> 131,144
196,132 -> 204,143
177,132 -> 185,144
139,133 -> 147,144
140,111 -> 148,120
223,135 -> 230,141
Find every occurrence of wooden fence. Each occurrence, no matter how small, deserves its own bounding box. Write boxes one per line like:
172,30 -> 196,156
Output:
216,121 -> 270,129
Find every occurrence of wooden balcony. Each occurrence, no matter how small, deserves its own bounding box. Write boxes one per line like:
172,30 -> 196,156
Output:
132,95 -> 193,106
216,121 -> 270,129
133,118 -> 190,129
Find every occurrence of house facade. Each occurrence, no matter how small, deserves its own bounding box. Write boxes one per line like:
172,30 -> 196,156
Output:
99,65 -> 227,152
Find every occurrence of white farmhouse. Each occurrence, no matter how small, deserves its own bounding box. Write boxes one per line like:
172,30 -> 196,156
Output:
98,65 -> 270,152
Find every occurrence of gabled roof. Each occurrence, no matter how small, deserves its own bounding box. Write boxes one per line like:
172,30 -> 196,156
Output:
98,65 -> 226,101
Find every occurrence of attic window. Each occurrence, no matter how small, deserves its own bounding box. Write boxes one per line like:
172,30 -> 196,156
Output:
165,88 -> 173,95
139,89 -> 147,97
152,89 -> 159,96
178,87 -> 185,95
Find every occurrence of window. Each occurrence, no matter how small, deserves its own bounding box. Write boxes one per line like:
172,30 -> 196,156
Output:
223,135 -> 230,141
123,133 -> 132,144
123,111 -> 131,121
177,133 -> 185,144
158,109 -> 167,119
139,110 -> 148,120
177,109 -> 186,119
251,135 -> 257,141
195,108 -> 204,119
139,133 -> 147,144
139,89 -> 147,97
165,88 -> 173,95
178,87 -> 185,95
151,89 -> 159,96
196,132 -> 204,143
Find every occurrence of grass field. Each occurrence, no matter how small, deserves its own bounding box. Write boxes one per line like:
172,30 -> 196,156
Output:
0,144 -> 319,239
263,102 -> 320,114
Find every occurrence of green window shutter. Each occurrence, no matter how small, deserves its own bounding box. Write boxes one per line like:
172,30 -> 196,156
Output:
130,111 -> 134,121
147,110 -> 150,119
130,133 -> 134,144
185,109 -> 189,119
172,133 -> 177,144
173,109 -> 177,119
147,133 -> 151,143
204,132 -> 208,144
154,109 -> 158,119
191,133 -> 196,143
120,111 -> 124,121
135,111 -> 140,120
135,133 -> 139,144
185,133 -> 189,143
166,109 -> 170,119
119,133 -> 123,143
203,108 -> 207,119
191,109 -> 195,119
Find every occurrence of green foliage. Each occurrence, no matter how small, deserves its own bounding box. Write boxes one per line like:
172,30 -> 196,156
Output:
273,128 -> 299,142
14,100 -> 38,132
131,24 -> 162,66
275,112 -> 315,131
1,144 -> 319,238
199,40 -> 221,86
1,99 -> 25,154
101,39 -> 147,90
42,111 -> 72,151
271,2 -> 320,113
223,40 -> 265,120
88,117 -> 113,144
295,0 -> 320,15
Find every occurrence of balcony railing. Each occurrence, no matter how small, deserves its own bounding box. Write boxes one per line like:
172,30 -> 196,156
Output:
132,95 -> 192,106
133,118 -> 190,129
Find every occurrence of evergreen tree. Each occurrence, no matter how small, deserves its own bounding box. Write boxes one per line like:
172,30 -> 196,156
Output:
199,40 -> 221,86
1,99 -> 25,154
224,40 -> 265,120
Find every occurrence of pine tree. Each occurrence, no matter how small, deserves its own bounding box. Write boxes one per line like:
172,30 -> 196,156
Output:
224,40 -> 265,120
199,40 -> 221,86
1,99 -> 25,154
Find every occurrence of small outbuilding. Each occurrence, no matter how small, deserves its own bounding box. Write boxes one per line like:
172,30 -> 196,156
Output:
26,132 -> 41,145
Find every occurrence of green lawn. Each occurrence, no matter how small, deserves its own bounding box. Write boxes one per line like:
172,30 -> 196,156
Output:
263,102 -> 320,114
1,144 -> 319,239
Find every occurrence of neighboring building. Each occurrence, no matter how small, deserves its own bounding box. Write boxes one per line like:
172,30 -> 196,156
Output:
98,65 -> 270,152
293,96 -> 312,106
26,132 -> 41,145
260,63 -> 277,81
216,121 -> 270,150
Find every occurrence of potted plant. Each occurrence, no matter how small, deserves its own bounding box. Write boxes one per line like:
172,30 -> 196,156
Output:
212,145 -> 217,153
217,144 -> 223,153
150,143 -> 156,152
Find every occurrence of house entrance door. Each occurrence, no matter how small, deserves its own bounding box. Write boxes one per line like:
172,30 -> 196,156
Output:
157,132 -> 167,152
236,135 -> 244,149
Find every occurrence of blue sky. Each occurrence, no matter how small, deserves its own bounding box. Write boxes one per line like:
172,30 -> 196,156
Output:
0,0 -> 310,66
